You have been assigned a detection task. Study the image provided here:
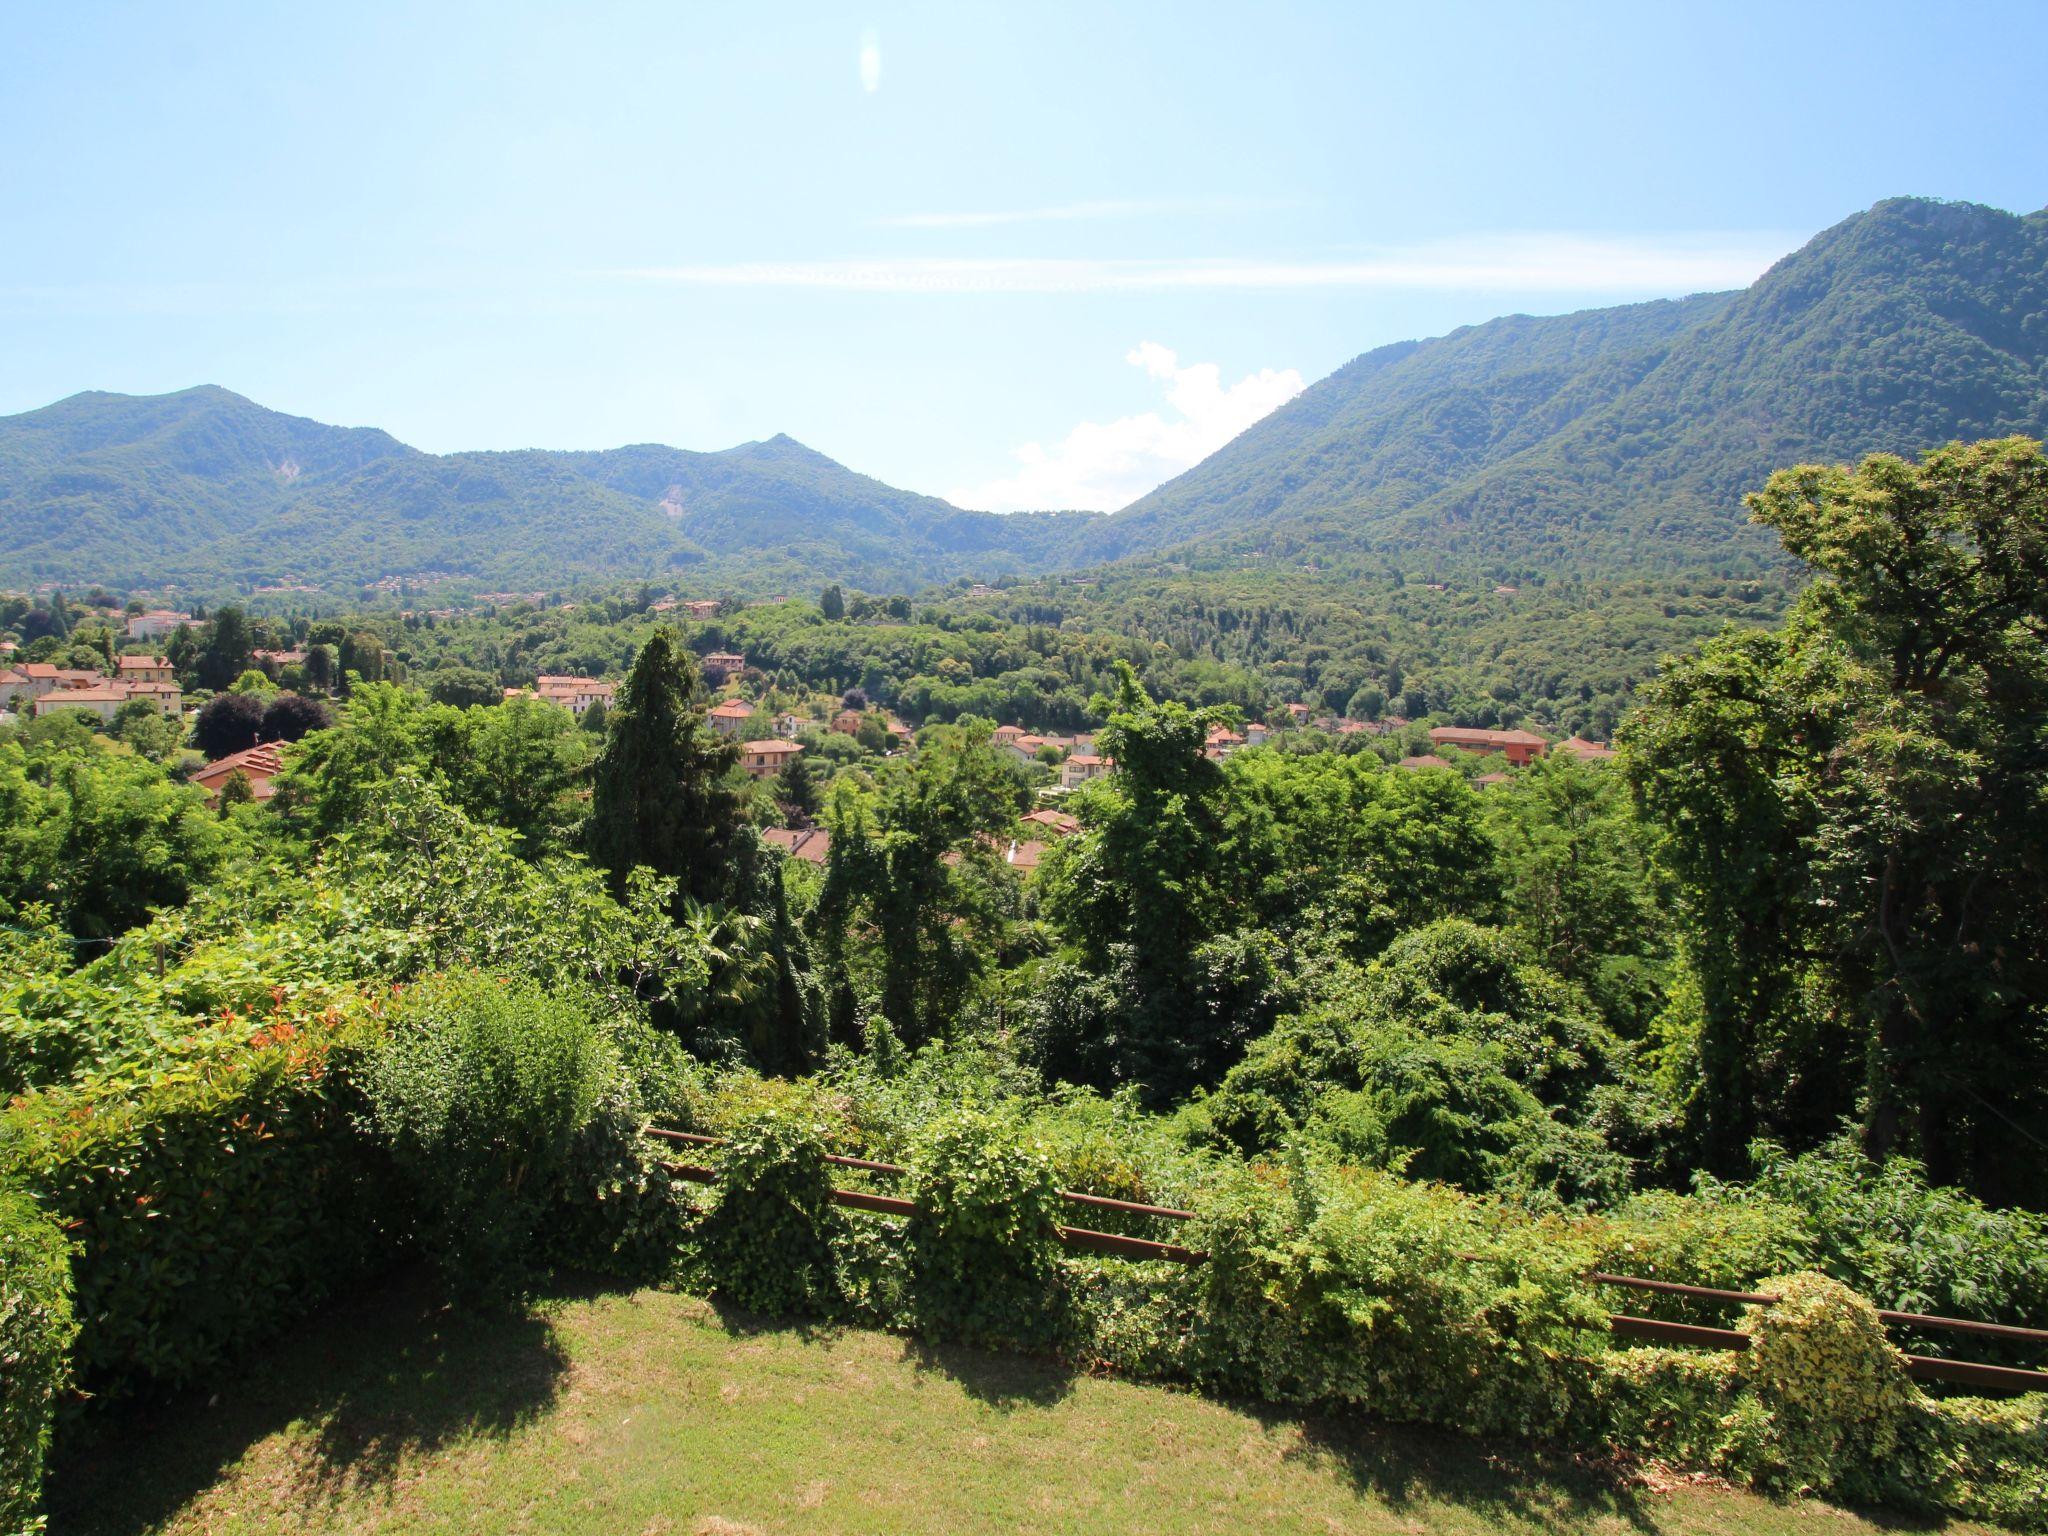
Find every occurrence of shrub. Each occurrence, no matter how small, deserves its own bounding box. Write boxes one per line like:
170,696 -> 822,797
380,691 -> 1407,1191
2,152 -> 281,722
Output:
1736,1271 -> 1916,1494
1583,1189 -> 1814,1325
0,999 -> 390,1398
360,975 -> 610,1299
1731,1136 -> 2048,1362
906,1110 -> 1068,1347
1857,1391 -> 2048,1530
1593,1347 -> 1766,1476
1185,1158 -> 1604,1439
695,1101 -> 844,1317
1,1188 -> 75,1536
538,1070 -> 690,1286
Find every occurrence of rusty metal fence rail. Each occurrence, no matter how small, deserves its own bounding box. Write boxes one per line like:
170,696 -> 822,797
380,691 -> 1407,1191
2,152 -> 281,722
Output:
644,1125 -> 2048,1393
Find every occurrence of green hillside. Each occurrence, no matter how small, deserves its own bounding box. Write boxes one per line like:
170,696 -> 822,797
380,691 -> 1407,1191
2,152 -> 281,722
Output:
0,392 -> 1098,595
4,197 -> 2044,596
1095,196 -> 2048,575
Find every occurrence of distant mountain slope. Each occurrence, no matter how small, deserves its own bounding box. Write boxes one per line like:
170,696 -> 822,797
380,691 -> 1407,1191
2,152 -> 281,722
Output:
1095,197 -> 2048,574
0,391 -> 1098,594
5,197 -> 2044,596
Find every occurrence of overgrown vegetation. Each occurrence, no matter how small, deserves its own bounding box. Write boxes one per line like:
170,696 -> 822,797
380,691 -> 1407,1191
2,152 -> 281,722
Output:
3,438 -> 2047,1528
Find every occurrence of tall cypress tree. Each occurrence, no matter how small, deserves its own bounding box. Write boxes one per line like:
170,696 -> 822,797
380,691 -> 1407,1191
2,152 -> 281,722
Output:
585,627 -> 748,907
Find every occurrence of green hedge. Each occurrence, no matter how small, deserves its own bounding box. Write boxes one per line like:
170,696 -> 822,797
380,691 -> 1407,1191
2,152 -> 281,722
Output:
0,1001 -> 394,1399
1,1187 -> 75,1536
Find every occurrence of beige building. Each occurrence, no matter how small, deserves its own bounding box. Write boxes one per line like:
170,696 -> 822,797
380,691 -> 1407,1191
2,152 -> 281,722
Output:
739,739 -> 804,778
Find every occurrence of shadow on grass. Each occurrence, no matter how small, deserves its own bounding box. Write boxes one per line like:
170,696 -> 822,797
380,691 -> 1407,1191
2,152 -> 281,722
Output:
46,1268 -> 584,1536
896,1334 -> 1080,1410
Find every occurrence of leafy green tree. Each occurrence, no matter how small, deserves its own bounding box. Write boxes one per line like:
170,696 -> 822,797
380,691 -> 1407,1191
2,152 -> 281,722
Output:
579,697 -> 608,735
775,749 -> 820,821
1626,439 -> 2048,1196
816,718 -> 1019,1046
111,699 -> 185,763
261,693 -> 331,743
1486,753 -> 1667,1032
427,667 -> 501,709
458,695 -> 596,853
192,691 -> 268,759
820,584 -> 845,621
585,628 -> 748,908
0,728 -> 223,939
195,606 -> 254,691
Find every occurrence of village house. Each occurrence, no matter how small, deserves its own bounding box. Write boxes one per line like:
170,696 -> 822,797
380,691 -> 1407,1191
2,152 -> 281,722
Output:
116,655 -> 175,683
1428,726 -> 1548,765
1284,701 -> 1311,722
830,708 -> 864,736
680,599 -> 722,620
709,699 -> 757,737
254,647 -> 307,670
701,651 -> 747,678
966,583 -> 997,598
1205,726 -> 1245,760
1060,752 -> 1112,790
1398,753 -> 1453,770
32,686 -> 131,725
191,743 -> 288,804
1,663 -> 106,707
1245,722 -> 1268,746
1004,839 -> 1048,873
762,826 -> 830,863
773,711 -> 805,739
738,738 -> 804,778
991,725 -> 1025,746
1554,736 -> 1618,762
533,675 -> 615,715
1020,808 -> 1079,838
125,609 -> 193,640
112,680 -> 185,718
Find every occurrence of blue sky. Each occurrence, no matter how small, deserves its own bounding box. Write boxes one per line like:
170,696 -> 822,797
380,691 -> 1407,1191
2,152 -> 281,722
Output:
4,1 -> 2044,510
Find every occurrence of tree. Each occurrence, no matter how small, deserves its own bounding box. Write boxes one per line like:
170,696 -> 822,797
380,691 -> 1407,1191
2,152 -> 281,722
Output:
579,698 -> 608,735
1626,439 -> 2048,1198
585,628 -> 748,908
192,691 -> 269,759
111,699 -> 185,763
815,718 -> 1020,1046
456,695 -> 595,853
427,667 -> 501,709
195,606 -> 254,691
775,749 -> 821,822
262,692 -> 332,743
820,584 -> 845,622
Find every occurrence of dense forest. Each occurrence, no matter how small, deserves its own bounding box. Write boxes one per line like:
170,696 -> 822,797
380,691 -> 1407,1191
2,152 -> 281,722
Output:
4,439 -> 2046,1529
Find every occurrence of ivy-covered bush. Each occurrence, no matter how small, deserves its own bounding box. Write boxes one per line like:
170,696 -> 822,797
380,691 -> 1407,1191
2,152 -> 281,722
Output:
1,1187 -> 75,1536
906,1110 -> 1068,1347
694,1101 -> 845,1316
1185,1158 -> 1604,1438
359,974 -> 610,1299
1736,1271 -> 1916,1494
1856,1390 -> 2048,1530
0,998 -> 391,1398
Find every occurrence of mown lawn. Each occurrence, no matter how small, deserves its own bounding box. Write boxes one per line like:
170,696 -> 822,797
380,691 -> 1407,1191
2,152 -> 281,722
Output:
49,1276 -> 2006,1536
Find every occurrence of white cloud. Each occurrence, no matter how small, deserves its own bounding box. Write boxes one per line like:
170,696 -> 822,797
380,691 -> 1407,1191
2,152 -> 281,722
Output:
617,232 -> 1790,295
858,30 -> 881,93
874,197 -> 1279,229
951,343 -> 1305,512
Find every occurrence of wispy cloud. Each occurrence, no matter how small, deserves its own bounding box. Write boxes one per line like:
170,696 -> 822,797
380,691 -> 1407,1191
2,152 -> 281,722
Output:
875,197 -> 1279,229
951,342 -> 1306,513
859,29 -> 881,93
617,233 -> 1791,296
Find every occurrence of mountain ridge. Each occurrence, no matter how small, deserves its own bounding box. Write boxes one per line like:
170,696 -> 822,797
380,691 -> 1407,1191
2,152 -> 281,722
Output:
3,196 -> 2045,595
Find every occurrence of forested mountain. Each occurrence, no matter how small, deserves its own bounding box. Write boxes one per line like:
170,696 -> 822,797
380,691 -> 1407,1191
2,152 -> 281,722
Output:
3,198 -> 2044,596
1094,197 -> 2048,574
0,389 -> 1098,594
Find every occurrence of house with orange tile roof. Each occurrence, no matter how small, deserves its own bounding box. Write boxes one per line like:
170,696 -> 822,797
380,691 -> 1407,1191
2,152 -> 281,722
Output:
116,655 -> 175,683
708,699 -> 757,737
1020,808 -> 1079,837
762,826 -> 831,863
1398,753 -> 1453,770
1060,753 -> 1112,790
1428,726 -> 1549,766
1554,736 -> 1617,762
739,739 -> 804,778
191,743 -> 288,803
